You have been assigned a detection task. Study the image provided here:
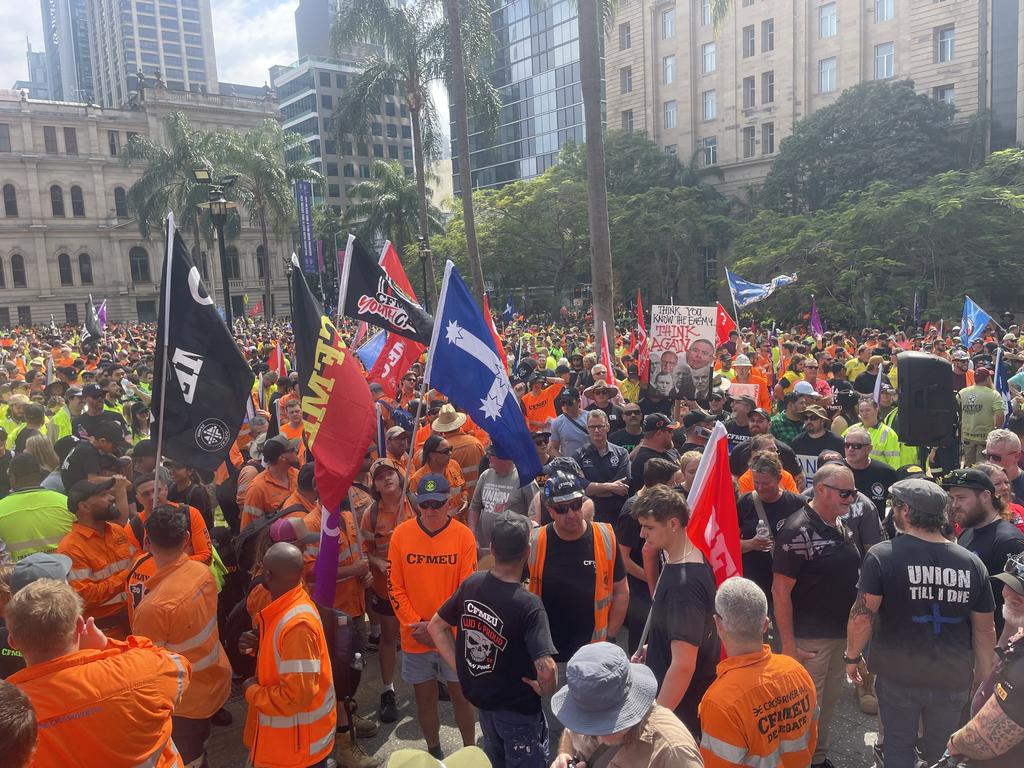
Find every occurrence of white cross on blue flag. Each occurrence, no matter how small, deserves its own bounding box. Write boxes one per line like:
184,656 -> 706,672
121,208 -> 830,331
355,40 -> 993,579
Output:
425,262 -> 541,485
726,269 -> 798,309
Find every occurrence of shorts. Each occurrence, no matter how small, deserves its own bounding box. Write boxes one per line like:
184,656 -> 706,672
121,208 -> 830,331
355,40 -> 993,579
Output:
171,715 -> 212,764
368,589 -> 395,617
401,650 -> 459,685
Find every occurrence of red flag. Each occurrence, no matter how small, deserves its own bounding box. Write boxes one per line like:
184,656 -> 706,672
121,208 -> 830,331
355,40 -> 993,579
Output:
268,343 -> 287,377
379,240 -> 417,299
716,302 -> 737,346
367,335 -> 422,397
482,293 -> 510,373
247,300 -> 263,318
600,322 -> 615,385
636,290 -> 650,382
628,329 -> 636,356
686,422 -> 742,586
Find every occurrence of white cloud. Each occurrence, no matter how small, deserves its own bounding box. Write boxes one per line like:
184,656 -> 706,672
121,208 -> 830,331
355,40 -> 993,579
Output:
210,0 -> 297,86
0,11 -> 43,88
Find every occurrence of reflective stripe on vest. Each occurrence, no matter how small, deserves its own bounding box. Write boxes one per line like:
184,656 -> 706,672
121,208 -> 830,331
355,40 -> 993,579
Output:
272,604 -> 319,670
167,651 -> 188,707
701,726 -> 815,768
258,682 -> 337,729
164,615 -> 217,654
131,738 -> 181,768
7,532 -> 66,557
190,642 -> 223,673
69,558 -> 132,581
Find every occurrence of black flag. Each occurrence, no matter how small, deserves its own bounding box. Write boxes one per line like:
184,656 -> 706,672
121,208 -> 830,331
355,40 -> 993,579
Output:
339,234 -> 434,344
151,216 -> 254,471
80,295 -> 101,347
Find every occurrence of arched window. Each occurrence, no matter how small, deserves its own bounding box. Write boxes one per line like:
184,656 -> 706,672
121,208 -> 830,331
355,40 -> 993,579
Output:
50,185 -> 65,217
2,184 -> 17,217
129,246 -> 151,283
225,245 -> 241,279
58,253 -> 73,286
70,185 -> 85,217
113,187 -> 128,217
256,245 -> 266,280
78,253 -> 93,285
11,254 -> 27,288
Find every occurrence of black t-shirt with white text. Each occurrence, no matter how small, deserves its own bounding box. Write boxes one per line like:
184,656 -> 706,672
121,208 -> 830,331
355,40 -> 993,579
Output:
0,620 -> 25,679
61,440 -> 101,489
959,518 -> 1024,635
437,571 -> 557,714
724,419 -> 751,452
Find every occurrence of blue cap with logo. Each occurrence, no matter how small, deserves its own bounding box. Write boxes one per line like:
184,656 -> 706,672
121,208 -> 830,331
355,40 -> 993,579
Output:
416,473 -> 450,503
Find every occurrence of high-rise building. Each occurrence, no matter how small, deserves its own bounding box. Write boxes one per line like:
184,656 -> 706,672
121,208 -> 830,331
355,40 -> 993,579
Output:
606,0 -> 1022,193
40,0 -> 94,102
456,0 -> 585,192
12,41 -> 53,100
295,0 -> 341,59
86,0 -> 220,108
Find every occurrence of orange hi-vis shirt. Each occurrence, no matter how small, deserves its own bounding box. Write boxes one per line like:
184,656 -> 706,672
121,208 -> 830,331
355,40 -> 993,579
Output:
279,419 -> 308,463
279,489 -> 317,518
10,636 -> 190,768
244,584 -> 336,768
241,466 -> 298,530
58,520 -> 137,634
698,645 -> 818,768
386,516 -> 477,653
361,497 -> 415,598
301,506 -> 365,618
446,431 -> 486,497
409,463 -> 466,519
521,382 -> 564,430
130,553 -> 231,719
737,470 -> 800,495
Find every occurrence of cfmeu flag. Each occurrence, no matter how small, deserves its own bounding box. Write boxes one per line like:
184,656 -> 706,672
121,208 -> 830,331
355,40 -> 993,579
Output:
80,295 -> 102,346
367,241 -> 426,397
291,257 -> 375,606
152,214 -> 254,471
686,421 -> 742,585
425,261 -> 541,485
961,296 -> 992,346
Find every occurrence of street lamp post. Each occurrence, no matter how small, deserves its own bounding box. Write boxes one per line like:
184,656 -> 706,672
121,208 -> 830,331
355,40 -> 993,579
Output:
192,168 -> 237,326
284,257 -> 294,320
418,236 -> 431,314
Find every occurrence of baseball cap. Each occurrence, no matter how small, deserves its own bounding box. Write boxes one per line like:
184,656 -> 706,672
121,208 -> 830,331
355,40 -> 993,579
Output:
942,468 -> 997,496
975,367 -> 992,382
734,394 -> 756,409
262,434 -> 299,462
709,389 -> 726,401
131,438 -> 156,458
370,457 -> 402,478
994,553 -> 1024,596
889,478 -> 949,518
803,405 -> 828,420
642,413 -> 679,432
10,552 -> 73,593
750,408 -> 771,421
91,421 -> 130,449
793,381 -> 816,396
65,386 -> 84,398
951,349 -> 970,361
895,463 -> 927,482
682,410 -> 715,429
386,425 -> 409,439
82,383 -> 104,399
67,478 -> 116,513
558,387 -> 580,403
490,511 -> 531,559
543,470 -> 585,504
416,473 -> 450,503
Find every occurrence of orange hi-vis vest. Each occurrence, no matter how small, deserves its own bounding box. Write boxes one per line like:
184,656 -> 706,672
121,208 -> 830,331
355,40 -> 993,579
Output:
244,584 -> 336,768
527,522 -> 617,643
130,553 -> 232,720
9,636 -> 190,768
698,645 -> 818,768
58,520 -> 137,636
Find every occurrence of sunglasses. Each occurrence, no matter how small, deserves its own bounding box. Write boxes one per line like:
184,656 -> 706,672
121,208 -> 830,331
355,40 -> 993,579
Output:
983,451 -> 1017,462
822,483 -> 858,499
551,499 -> 584,514
588,423 -> 608,430
844,443 -> 869,450
533,437 -> 550,445
432,447 -> 452,455
419,500 -> 446,510
624,410 -> 641,416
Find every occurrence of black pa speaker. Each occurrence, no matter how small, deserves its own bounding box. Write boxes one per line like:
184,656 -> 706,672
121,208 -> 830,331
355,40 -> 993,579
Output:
897,352 -> 957,446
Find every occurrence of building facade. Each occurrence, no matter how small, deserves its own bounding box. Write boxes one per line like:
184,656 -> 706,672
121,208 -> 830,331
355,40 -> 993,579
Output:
40,0 -> 94,102
86,0 -> 220,109
0,86 -> 291,326
606,0 -> 1021,193
12,42 -> 53,101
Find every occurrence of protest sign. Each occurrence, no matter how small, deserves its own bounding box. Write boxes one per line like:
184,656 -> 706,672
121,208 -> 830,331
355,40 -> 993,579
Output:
649,305 -> 717,401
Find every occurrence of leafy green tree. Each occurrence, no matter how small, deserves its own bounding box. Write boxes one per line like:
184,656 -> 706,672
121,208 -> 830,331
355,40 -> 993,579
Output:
762,80 -> 960,213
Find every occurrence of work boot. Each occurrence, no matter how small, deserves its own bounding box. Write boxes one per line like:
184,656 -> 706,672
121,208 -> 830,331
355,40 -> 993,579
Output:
379,689 -> 398,723
337,713 -> 379,738
335,738 -> 379,768
857,672 -> 878,715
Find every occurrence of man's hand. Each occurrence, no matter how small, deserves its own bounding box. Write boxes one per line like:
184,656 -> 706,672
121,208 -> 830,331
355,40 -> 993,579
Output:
783,644 -> 817,663
339,559 -> 369,580
239,630 -> 259,656
112,474 -> 131,494
522,676 -> 542,696
79,617 -> 109,651
631,645 -> 647,664
551,754 -> 583,768
846,659 -> 868,686
740,537 -> 772,553
410,621 -> 434,647
607,479 -> 629,497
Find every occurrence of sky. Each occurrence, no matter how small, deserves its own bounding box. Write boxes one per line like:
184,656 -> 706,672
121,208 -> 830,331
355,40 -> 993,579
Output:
0,0 -> 299,89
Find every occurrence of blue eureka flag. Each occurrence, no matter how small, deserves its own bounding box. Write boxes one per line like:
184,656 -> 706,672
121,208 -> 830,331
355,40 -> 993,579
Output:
960,296 -> 992,346
503,293 -> 514,323
726,269 -> 798,309
995,349 -> 1013,427
425,262 -> 541,485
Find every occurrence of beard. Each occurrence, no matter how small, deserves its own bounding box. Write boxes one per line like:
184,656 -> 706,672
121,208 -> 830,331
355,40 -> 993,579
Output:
96,501 -> 121,522
1003,603 -> 1024,632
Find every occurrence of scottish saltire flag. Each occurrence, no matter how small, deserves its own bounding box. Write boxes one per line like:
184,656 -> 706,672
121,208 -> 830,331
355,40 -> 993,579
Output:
503,293 -> 514,323
425,262 -> 541,485
726,269 -> 798,309
995,349 -> 1013,427
961,296 -> 992,346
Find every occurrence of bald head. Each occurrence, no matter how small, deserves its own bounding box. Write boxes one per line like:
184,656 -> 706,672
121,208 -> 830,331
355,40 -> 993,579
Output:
263,542 -> 305,598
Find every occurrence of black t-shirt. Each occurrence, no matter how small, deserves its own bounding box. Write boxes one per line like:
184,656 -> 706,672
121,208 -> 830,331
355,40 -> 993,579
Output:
729,438 -> 801,479
1012,472 -> 1024,505
724,419 -> 751,452
959,519 -> 1024,635
850,460 -> 899,519
736,491 -> 808,598
608,428 -> 642,453
0,620 -> 25,679
0,452 -> 12,499
854,370 -> 879,394
576,443 -> 630,525
972,638 -> 1024,767
615,496 -> 649,606
61,440 -> 102,489
638,396 -> 671,417
538,523 -> 626,662
437,571 -> 557,714
71,410 -> 127,440
859,535 -> 994,690
644,561 -> 720,736
773,506 -> 861,639
586,403 -> 624,433
13,427 -> 42,454
628,446 -> 679,495
168,482 -> 213,531
789,431 -> 845,466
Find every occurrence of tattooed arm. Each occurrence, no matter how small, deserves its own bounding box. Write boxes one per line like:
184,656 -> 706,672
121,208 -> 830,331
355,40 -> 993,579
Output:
948,694 -> 1024,759
844,591 -> 881,685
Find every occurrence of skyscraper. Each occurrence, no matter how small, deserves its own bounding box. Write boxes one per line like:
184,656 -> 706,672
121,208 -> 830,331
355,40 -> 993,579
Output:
85,0 -> 220,108
295,0 -> 340,59
12,41 -> 52,100
40,0 -> 94,101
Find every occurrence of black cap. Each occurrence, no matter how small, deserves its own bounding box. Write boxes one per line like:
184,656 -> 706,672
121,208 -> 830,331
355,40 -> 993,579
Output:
683,410 -> 715,428
67,478 -> 116,513
559,387 -> 579,402
750,408 -> 771,421
82,383 -> 104,399
941,468 -> 997,496
642,413 -> 679,432
131,438 -> 156,458
490,511 -> 531,559
65,386 -> 83,398
91,421 -> 130,449
298,461 -> 316,490
543,470 -> 585,504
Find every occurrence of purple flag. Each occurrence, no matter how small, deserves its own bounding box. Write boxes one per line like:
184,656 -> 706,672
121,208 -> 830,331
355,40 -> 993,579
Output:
312,504 -> 341,606
97,299 -> 108,329
810,296 -> 823,336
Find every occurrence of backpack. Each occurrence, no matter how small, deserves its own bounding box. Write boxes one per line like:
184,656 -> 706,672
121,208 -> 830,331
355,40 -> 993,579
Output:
216,457 -> 261,534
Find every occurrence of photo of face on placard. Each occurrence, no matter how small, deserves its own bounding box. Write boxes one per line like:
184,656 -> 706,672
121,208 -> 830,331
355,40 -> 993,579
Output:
648,305 -> 717,403
671,338 -> 715,402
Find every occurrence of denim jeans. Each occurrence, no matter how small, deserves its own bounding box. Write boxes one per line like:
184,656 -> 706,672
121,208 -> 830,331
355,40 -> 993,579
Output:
479,708 -> 550,768
875,676 -> 969,768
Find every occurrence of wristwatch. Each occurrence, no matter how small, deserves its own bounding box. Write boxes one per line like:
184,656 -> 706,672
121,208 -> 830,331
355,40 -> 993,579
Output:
843,652 -> 863,664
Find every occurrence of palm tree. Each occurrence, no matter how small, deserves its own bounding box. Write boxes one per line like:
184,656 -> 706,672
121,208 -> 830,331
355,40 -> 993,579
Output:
343,160 -> 444,262
218,119 -> 320,320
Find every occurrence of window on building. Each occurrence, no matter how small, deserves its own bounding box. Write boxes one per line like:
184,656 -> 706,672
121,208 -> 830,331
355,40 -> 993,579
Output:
0,124 -> 10,153
63,128 -> 78,156
702,90 -> 716,121
743,76 -> 756,108
17,306 -> 30,326
65,303 -> 78,325
70,186 -> 85,217
373,144 -> 384,158
619,22 -> 631,49
11,255 -> 26,288
762,121 -> 775,154
662,8 -> 675,39
819,3 -> 837,38
875,42 -> 894,79
256,245 -> 266,279
620,66 -> 632,93
328,183 -> 340,198
401,125 -> 411,139
388,144 -> 398,159
359,164 -> 370,178
2,184 -> 16,217
58,253 -> 73,286
662,56 -> 676,85
114,187 -> 128,217
108,130 -> 120,156
819,57 -> 837,93
129,247 -> 151,283
701,0 -> 712,25
663,100 -> 678,129
743,126 -> 757,158
934,84 -> 955,106
0,308 -> 10,327
136,300 -> 157,323
699,136 -> 718,166
403,147 -> 413,161
343,163 -> 354,177
702,42 -> 716,73
320,94 -> 333,110
78,253 -> 93,285
937,26 -> 955,62
762,70 -> 775,103
703,247 -> 718,281
386,124 -> 397,138
621,110 -> 634,132
875,0 -> 893,23
225,246 -> 241,279
50,185 -> 65,217
762,18 -> 774,51
43,126 -> 58,154
743,25 -> 756,57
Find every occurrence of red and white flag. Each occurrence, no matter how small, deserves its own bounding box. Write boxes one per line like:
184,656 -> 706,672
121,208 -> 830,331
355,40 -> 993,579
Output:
379,240 -> 417,298
599,322 -> 615,385
267,343 -> 288,377
636,290 -> 650,381
483,293 -> 510,373
716,302 -> 737,347
365,240 -> 425,397
686,422 -> 743,586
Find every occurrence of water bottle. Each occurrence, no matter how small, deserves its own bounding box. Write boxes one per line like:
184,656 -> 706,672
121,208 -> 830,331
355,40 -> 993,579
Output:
756,519 -> 772,542
350,651 -> 364,673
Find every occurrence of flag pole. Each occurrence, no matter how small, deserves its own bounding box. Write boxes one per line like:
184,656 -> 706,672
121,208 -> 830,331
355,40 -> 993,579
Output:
727,272 -> 740,331
336,234 -> 354,329
152,212 -> 177,488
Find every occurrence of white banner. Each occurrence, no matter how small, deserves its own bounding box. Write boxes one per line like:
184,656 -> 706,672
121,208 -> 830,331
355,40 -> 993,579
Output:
649,305 -> 717,401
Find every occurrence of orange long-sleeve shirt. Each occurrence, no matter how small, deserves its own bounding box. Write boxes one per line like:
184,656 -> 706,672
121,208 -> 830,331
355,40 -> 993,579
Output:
241,466 -> 298,530
58,521 -> 137,631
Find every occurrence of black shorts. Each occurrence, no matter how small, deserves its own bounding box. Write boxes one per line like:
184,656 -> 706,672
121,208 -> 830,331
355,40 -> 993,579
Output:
368,589 -> 395,617
172,715 -> 212,763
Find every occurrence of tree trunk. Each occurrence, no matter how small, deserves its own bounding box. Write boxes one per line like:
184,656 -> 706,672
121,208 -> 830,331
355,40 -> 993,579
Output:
443,0 -> 486,309
259,207 -> 272,321
577,0 -> 615,354
410,104 -> 438,311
